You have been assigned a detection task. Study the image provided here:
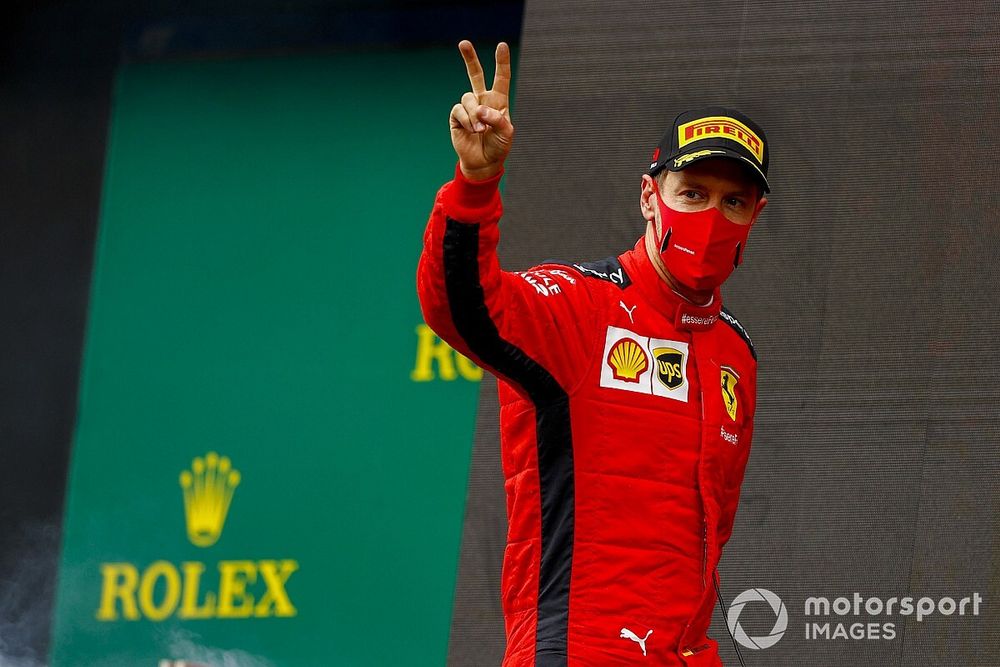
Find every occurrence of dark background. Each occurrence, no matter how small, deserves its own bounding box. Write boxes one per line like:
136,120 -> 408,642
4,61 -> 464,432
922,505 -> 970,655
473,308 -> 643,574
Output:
448,1 -> 1000,665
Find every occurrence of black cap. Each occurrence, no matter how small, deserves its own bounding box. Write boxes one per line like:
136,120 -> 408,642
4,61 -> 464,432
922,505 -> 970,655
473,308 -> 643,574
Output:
647,106 -> 770,193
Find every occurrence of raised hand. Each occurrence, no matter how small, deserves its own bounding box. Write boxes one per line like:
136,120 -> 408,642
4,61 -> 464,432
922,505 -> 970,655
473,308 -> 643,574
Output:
450,40 -> 514,181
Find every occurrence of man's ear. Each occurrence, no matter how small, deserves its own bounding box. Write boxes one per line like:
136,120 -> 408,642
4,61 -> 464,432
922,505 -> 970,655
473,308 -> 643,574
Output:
749,196 -> 768,227
640,173 -> 657,224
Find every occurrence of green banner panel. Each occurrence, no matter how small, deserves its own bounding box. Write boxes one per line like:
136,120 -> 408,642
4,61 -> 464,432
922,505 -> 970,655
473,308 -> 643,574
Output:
51,48 -> 511,666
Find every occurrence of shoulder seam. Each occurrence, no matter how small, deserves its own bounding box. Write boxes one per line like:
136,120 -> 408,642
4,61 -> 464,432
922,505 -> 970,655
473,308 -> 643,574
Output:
540,256 -> 631,290
719,306 -> 756,361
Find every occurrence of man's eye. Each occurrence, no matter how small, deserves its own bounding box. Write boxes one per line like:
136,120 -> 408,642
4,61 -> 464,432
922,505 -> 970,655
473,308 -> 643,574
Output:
682,191 -> 701,199
726,197 -> 745,207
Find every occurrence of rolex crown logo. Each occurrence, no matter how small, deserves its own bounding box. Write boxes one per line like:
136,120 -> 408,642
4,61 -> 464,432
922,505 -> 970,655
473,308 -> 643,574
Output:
179,452 -> 241,548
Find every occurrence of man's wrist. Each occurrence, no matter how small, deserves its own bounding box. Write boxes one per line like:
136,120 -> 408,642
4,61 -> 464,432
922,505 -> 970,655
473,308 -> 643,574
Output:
459,162 -> 504,182
444,161 -> 504,218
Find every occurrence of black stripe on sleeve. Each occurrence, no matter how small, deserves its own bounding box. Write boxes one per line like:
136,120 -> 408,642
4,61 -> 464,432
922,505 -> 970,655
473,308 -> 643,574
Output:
443,218 -> 574,665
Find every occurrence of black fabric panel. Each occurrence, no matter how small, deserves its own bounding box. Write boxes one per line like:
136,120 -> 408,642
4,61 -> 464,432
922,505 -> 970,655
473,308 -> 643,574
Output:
443,219 -> 574,664
542,257 -> 632,290
532,397 -> 573,664
720,307 -> 756,360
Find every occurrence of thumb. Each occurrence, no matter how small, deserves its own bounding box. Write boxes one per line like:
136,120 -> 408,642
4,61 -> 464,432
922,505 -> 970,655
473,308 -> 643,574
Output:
477,106 -> 513,140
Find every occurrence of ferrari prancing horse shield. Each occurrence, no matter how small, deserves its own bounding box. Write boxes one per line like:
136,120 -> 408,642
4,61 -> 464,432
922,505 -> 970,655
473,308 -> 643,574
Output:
721,366 -> 739,421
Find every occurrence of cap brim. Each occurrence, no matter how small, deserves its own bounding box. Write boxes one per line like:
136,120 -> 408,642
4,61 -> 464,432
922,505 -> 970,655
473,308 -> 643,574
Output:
657,147 -> 770,193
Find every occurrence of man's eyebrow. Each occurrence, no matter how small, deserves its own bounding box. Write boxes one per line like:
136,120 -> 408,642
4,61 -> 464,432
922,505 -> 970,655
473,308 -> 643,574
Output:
674,178 -> 753,197
673,178 -> 707,190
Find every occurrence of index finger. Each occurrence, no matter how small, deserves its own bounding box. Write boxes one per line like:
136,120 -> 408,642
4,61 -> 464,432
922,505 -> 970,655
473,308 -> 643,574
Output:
492,42 -> 511,97
458,40 -> 487,96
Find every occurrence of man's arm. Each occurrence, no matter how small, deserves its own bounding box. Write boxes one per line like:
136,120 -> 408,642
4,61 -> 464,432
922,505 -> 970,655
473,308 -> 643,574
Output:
416,162 -> 599,397
415,40 -> 600,397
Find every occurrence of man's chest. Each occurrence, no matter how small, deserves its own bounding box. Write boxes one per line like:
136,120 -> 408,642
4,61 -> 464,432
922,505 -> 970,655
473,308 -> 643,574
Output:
573,289 -> 710,423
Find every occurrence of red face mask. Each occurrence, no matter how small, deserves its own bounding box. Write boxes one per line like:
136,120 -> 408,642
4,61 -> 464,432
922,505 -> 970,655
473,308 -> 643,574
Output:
651,180 -> 753,292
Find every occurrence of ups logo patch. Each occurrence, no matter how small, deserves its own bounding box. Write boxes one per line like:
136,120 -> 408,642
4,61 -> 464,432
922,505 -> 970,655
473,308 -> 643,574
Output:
653,347 -> 685,390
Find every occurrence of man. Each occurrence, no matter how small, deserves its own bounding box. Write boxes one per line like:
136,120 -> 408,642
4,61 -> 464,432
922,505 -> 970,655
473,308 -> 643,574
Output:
417,39 -> 769,666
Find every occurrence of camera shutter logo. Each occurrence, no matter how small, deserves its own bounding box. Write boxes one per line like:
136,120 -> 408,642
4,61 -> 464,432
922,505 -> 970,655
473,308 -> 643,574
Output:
727,588 -> 788,650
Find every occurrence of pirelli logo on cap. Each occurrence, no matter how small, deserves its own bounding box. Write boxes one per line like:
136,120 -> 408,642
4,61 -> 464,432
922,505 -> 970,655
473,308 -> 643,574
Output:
677,116 -> 764,165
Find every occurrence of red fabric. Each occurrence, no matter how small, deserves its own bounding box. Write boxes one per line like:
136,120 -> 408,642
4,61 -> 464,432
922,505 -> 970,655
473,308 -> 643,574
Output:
417,163 -> 758,666
650,180 -> 752,292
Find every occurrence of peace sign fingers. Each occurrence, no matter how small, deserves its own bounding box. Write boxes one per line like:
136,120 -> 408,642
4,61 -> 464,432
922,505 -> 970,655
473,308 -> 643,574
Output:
459,40 -> 487,96
459,40 -> 511,101
451,39 -> 515,181
492,42 -> 511,98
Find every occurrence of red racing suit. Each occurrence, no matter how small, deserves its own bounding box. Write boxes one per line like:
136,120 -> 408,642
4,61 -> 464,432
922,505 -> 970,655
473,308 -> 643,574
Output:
416,163 -> 758,666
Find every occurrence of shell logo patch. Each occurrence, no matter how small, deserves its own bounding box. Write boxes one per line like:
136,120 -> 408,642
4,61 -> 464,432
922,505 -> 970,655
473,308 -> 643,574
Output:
600,326 -> 689,402
607,338 -> 649,383
721,366 -> 739,421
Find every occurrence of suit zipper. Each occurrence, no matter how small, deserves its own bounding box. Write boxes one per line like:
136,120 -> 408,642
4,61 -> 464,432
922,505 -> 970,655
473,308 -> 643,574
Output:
702,521 -> 708,589
699,362 -> 708,590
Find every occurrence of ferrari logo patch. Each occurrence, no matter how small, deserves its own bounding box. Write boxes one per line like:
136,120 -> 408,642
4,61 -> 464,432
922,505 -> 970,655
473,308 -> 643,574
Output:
721,366 -> 739,421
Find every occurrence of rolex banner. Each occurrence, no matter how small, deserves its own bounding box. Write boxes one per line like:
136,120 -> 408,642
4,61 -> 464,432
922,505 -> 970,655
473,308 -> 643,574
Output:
51,50 -> 499,666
